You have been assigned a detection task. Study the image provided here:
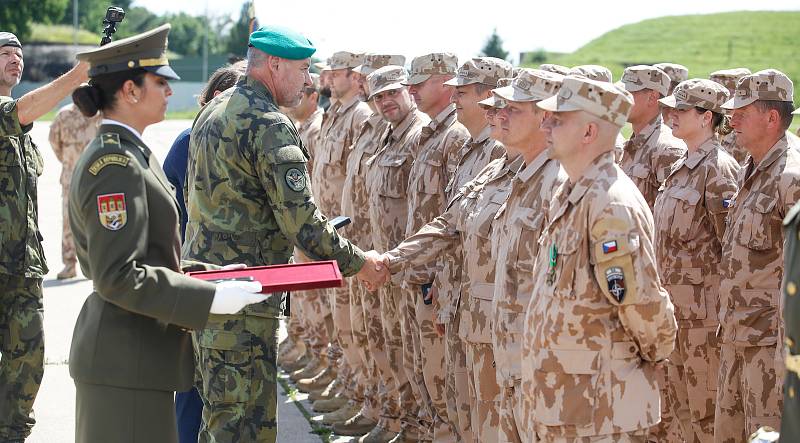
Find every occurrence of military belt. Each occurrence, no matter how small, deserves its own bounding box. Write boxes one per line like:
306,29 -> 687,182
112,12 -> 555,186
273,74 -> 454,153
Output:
787,354 -> 800,375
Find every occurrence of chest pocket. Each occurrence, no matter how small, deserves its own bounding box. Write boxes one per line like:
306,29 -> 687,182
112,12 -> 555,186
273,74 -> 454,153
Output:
377,154 -> 409,199
547,228 -> 582,299
324,131 -> 348,165
417,153 -> 444,195
628,163 -> 651,180
666,186 -> 702,242
514,208 -> 544,272
736,192 -> 777,250
467,190 -> 505,240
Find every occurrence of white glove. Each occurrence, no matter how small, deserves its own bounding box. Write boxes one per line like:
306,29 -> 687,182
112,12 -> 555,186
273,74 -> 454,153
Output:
209,280 -> 267,315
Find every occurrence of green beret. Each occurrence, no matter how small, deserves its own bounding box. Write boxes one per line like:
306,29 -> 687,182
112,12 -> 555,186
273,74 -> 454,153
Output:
248,25 -> 316,60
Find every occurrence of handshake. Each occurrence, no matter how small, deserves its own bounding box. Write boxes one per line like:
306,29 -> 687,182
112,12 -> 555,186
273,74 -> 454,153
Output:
355,250 -> 392,291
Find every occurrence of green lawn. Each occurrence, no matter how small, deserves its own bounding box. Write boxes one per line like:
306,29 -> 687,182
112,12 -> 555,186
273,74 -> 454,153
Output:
524,11 -> 800,106
29,24 -> 101,45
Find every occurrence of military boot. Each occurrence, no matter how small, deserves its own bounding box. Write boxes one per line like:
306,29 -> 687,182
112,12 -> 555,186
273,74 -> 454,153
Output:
290,355 -> 325,382
333,411 -> 379,436
296,366 -> 336,393
282,350 -> 312,373
278,340 -> 306,368
321,399 -> 361,425
309,377 -> 342,402
357,424 -> 398,443
57,261 -> 77,279
312,392 -> 348,413
388,426 -> 426,443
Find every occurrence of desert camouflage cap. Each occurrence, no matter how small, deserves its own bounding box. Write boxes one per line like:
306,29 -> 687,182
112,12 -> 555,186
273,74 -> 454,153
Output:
354,53 -> 406,76
621,65 -> 670,96
709,68 -> 752,91
538,75 -> 633,127
653,63 -> 689,84
478,92 -> 506,109
76,24 -> 179,80
539,63 -> 570,75
328,51 -> 364,70
366,65 -> 407,100
494,68 -> 564,103
497,77 -> 513,88
443,57 -> 513,88
313,60 -> 330,71
0,32 -> 21,48
659,78 -> 729,113
569,65 -> 613,83
403,53 -> 458,85
722,69 -> 794,110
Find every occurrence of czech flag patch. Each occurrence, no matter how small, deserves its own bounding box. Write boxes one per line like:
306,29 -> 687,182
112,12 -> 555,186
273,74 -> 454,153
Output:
602,240 -> 618,254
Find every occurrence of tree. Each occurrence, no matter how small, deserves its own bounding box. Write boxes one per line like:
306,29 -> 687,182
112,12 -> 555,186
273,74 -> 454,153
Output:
0,0 -> 67,41
60,0 -> 134,33
481,28 -> 508,61
224,1 -> 254,57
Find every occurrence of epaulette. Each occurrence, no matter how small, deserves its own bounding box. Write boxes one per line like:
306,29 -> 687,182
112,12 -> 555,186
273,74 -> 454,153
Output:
100,132 -> 121,149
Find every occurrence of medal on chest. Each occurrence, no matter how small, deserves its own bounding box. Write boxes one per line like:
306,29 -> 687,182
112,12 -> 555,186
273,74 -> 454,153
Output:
546,243 -> 557,285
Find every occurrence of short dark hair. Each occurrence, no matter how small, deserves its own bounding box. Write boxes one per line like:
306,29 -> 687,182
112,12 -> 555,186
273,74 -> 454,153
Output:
753,100 -> 795,131
72,69 -> 147,117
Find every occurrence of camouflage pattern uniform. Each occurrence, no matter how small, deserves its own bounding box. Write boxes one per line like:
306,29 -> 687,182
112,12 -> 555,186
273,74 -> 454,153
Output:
403,100 -> 469,440
364,69 -> 430,432
0,96 -> 47,442
183,75 -> 366,443
387,153 -> 524,443
709,69 -> 752,165
297,106 -> 323,171
713,70 -> 800,442
652,80 -> 739,443
47,103 -> 101,270
342,111 -> 392,427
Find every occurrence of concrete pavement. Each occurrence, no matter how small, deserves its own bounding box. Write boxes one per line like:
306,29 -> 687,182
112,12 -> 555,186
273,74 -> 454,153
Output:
25,120 -> 321,443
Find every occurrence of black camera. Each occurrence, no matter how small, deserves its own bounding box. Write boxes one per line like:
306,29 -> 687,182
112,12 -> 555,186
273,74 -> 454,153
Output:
100,7 -> 126,46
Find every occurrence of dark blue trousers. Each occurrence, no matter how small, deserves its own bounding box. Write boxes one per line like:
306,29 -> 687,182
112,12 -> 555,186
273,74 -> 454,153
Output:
175,387 -> 202,443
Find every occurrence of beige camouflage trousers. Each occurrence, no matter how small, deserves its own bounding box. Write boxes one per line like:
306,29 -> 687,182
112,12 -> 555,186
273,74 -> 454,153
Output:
445,308 -> 474,443
713,344 -> 783,443
535,430 -> 649,442
298,288 -> 332,360
363,281 -> 401,431
400,287 -> 431,434
379,284 -> 417,431
413,290 -> 453,443
498,380 -> 525,443
285,294 -> 306,343
329,285 -> 363,399
465,341 -> 501,443
647,363 -> 682,443
667,325 -> 719,443
349,279 -> 381,421
61,184 -> 76,265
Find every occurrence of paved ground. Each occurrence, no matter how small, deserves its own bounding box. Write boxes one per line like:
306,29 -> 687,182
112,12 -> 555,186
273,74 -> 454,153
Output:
24,120 -> 322,443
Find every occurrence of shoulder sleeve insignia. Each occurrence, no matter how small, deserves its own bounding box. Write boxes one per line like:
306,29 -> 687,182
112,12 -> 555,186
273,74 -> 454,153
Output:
88,154 -> 130,176
605,266 -> 626,302
97,193 -> 127,231
285,167 -> 306,192
100,132 -> 120,148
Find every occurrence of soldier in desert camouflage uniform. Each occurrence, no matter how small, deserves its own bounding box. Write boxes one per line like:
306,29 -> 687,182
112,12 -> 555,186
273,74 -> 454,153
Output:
654,63 -> 689,128
48,103 -> 101,279
333,53 -> 405,442
709,68 -> 752,165
714,69 -> 800,443
482,69 -> 567,443
182,26 -> 387,443
567,65 -> 627,163
0,31 -> 89,442
526,75 -> 677,442
364,65 -> 430,442
399,52 -> 468,443
654,79 -> 740,442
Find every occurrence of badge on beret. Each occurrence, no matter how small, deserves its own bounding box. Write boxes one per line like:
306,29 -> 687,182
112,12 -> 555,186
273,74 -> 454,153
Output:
606,266 -> 626,302
285,168 -> 306,192
97,193 -> 127,231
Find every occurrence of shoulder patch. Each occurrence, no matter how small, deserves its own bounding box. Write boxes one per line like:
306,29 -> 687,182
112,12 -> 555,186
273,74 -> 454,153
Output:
100,132 -> 120,148
88,154 -> 130,176
285,168 -> 306,192
97,193 -> 127,231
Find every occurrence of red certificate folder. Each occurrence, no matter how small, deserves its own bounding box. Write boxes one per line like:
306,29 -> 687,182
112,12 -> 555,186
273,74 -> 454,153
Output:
187,260 -> 343,293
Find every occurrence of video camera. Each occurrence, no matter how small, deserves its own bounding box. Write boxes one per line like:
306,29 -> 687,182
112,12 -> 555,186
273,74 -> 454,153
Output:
100,7 -> 126,46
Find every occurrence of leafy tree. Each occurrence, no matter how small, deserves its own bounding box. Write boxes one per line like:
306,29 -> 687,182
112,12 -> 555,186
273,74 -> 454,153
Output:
60,0 -> 133,33
0,0 -> 68,41
224,1 -> 254,57
481,28 -> 508,61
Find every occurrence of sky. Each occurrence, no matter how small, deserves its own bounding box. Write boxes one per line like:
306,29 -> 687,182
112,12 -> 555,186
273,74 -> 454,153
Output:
131,0 -> 799,64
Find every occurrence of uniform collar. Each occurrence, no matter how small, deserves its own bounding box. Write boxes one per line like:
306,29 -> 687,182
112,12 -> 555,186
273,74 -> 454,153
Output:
242,75 -> 276,105
626,115 -> 662,153
387,107 -> 419,143
517,148 -> 551,182
336,94 -> 361,116
568,150 -> 616,205
473,125 -> 492,144
100,119 -> 151,159
755,134 -> 792,172
683,136 -> 718,170
429,104 -> 457,130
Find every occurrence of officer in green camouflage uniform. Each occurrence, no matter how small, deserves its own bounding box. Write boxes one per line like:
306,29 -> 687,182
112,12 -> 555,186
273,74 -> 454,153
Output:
0,31 -> 88,442
183,26 -> 386,443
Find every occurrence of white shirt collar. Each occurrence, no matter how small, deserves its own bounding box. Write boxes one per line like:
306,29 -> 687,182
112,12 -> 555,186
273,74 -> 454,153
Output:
102,119 -> 145,145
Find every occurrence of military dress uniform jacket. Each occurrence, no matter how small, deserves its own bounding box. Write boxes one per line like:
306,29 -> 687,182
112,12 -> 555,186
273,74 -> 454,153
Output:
654,137 -> 739,328
387,154 -> 523,344
525,151 -> 677,438
0,97 -> 47,278
781,200 -> 800,439
620,115 -> 687,210
491,150 -> 567,383
68,123 -> 216,391
719,134 -> 800,348
183,76 -> 366,319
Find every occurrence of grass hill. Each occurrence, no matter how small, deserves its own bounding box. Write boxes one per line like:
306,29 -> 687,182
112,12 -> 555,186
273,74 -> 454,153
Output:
525,11 -> 800,105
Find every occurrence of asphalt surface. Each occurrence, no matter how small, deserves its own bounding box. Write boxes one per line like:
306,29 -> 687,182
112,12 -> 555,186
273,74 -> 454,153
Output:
25,120 -> 321,443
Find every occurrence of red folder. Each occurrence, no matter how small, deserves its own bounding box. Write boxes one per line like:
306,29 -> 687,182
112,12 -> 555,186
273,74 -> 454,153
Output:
187,260 -> 343,293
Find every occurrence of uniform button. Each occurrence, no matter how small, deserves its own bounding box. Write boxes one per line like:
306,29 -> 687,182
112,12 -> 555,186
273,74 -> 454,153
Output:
788,282 -> 797,296
791,386 -> 796,399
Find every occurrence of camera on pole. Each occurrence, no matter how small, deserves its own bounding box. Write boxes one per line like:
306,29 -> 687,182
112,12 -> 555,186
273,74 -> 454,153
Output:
100,7 -> 126,46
